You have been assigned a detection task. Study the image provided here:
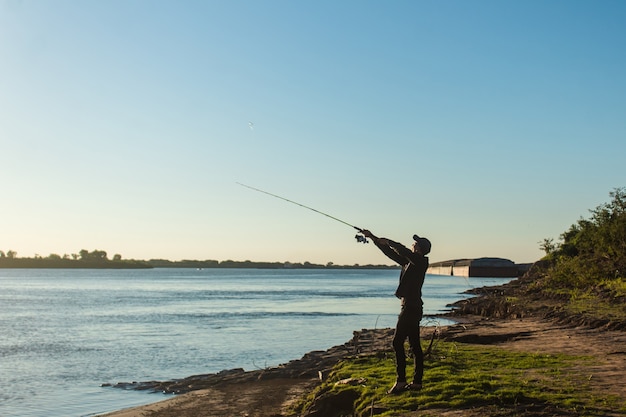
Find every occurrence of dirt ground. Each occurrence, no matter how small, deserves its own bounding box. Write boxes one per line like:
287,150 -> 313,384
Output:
98,378 -> 319,417
98,316 -> 626,417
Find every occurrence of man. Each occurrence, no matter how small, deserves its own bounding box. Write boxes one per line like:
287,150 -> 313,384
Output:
361,229 -> 431,394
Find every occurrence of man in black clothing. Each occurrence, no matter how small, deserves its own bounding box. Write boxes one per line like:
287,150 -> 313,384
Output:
361,230 -> 431,394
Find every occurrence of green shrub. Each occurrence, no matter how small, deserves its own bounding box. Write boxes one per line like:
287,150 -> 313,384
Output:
542,187 -> 626,292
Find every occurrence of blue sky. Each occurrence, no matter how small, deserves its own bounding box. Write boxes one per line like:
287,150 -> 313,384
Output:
1,0 -> 624,265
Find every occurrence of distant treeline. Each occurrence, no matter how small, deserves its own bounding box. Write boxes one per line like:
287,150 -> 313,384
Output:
0,249 -> 397,270
147,259 -> 398,269
0,257 -> 152,269
0,249 -> 151,269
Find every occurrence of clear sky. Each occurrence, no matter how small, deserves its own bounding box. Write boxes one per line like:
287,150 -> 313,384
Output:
1,0 -> 625,266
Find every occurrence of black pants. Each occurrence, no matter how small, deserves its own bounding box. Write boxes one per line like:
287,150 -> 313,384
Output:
392,302 -> 423,384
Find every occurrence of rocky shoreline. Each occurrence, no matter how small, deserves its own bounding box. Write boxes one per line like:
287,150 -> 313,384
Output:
98,313 -> 626,417
98,266 -> 626,417
103,326 -> 398,395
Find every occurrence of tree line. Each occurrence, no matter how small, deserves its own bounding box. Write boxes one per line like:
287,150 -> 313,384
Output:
0,249 -> 396,269
0,249 -> 151,269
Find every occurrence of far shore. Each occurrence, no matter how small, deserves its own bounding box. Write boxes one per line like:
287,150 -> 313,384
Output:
0,258 -> 398,269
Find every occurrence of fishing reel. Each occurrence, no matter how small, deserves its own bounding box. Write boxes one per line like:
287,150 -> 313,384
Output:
355,233 -> 369,244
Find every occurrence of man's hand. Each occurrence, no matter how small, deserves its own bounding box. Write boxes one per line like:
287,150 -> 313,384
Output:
361,229 -> 374,239
361,230 -> 388,245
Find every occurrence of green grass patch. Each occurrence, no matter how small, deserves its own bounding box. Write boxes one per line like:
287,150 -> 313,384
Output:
603,278 -> 626,297
560,287 -> 626,322
293,342 -> 625,417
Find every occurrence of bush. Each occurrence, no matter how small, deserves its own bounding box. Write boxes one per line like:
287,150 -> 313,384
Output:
543,187 -> 626,292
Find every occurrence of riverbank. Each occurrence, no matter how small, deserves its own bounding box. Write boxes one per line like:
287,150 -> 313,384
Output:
96,263 -> 626,416
97,312 -> 626,417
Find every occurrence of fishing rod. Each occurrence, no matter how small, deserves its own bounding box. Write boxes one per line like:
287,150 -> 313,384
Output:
236,182 -> 369,243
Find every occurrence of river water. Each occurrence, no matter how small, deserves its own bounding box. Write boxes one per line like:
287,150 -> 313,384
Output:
0,268 -> 512,417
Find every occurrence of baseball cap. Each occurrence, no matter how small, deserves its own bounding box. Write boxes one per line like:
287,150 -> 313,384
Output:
413,234 -> 431,255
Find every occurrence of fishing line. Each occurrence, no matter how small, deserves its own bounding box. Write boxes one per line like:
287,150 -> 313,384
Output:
236,182 -> 368,242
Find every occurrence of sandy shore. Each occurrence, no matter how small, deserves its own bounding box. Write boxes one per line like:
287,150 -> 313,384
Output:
96,315 -> 626,417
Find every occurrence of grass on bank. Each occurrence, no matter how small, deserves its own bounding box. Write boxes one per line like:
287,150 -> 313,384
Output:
293,341 -> 625,417
565,289 -> 626,321
541,278 -> 626,324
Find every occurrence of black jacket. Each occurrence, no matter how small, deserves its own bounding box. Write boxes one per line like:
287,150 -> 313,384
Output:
374,238 -> 428,304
